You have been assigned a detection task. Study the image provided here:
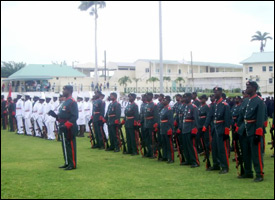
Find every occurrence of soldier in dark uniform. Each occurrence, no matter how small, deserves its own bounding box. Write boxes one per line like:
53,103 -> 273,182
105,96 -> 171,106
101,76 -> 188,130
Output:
140,94 -> 148,157
198,95 -> 211,169
121,93 -> 139,155
175,94 -> 186,165
57,85 -> 78,170
1,95 -> 8,130
205,87 -> 231,174
237,81 -> 265,182
105,93 -> 121,152
160,96 -> 174,163
7,97 -> 16,132
192,92 -> 201,108
92,92 -> 104,149
144,92 -> 159,158
156,94 -> 165,160
181,93 -> 200,168
173,94 -> 182,115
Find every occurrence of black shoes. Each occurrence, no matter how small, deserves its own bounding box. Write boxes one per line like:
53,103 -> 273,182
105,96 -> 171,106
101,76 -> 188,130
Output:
207,166 -> 221,171
59,165 -> 68,169
65,166 -> 75,170
219,169 -> 229,174
238,174 -> 254,179
254,177 -> 264,182
167,160 -> 174,164
191,164 -> 200,168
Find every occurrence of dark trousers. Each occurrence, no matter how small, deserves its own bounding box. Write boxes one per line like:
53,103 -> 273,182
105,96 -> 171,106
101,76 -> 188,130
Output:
60,131 -> 68,166
2,114 -> 7,130
126,128 -> 137,154
145,128 -> 154,157
240,134 -> 264,178
162,134 -> 174,161
9,115 -> 15,132
182,133 -> 200,166
212,129 -> 230,170
93,121 -> 104,148
109,125 -> 120,150
66,136 -> 77,168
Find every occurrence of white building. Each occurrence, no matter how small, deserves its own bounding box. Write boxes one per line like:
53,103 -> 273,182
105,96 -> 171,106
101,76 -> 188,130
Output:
241,52 -> 274,94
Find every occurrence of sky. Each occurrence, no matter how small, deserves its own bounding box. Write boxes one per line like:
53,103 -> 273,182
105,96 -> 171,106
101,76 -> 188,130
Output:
1,1 -> 274,66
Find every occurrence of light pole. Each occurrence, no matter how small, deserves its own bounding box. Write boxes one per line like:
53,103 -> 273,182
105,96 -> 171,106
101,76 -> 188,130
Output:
159,1 -> 164,93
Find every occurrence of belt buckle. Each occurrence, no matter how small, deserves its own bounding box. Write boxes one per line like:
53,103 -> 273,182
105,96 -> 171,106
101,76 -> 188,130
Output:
245,120 -> 247,124
214,120 -> 217,124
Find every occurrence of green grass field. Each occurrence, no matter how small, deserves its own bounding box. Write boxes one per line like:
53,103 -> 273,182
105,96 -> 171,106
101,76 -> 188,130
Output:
1,121 -> 274,199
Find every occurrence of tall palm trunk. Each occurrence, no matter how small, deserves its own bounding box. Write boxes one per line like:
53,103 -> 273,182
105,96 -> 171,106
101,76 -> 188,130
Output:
94,2 -> 98,84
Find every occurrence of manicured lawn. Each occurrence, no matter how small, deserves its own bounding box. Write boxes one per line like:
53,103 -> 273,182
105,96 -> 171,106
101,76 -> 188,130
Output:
1,120 -> 274,199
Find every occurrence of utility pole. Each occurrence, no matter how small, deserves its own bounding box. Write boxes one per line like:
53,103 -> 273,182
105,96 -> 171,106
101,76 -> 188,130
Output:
104,50 -> 107,81
191,51 -> 194,92
159,1 -> 164,93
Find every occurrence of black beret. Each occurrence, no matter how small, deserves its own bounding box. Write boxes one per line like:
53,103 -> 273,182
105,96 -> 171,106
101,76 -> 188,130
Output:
184,93 -> 192,98
128,93 -> 137,99
246,81 -> 259,90
213,87 -> 223,92
164,96 -> 171,102
200,94 -> 208,100
63,85 -> 73,93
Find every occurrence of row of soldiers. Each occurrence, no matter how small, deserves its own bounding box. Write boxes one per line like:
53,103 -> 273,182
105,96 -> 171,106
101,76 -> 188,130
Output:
1,81 -> 274,178
87,81 -> 274,183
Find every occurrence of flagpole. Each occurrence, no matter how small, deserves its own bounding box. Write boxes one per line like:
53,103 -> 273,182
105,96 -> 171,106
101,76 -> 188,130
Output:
159,1 -> 164,94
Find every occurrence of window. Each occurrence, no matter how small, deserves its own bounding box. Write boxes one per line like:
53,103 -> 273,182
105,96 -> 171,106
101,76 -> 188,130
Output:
262,66 -> 266,72
178,69 -> 182,74
249,67 -> 253,72
269,66 -> 273,72
168,69 -> 171,74
145,68 -> 150,73
256,78 -> 260,82
156,68 -> 160,73
269,78 -> 273,84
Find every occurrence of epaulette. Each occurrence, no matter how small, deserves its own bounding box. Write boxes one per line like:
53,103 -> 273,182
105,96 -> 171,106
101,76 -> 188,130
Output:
257,96 -> 263,101
222,102 -> 228,106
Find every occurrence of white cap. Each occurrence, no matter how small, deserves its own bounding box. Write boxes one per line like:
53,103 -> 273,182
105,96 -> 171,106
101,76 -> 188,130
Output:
40,93 -> 46,100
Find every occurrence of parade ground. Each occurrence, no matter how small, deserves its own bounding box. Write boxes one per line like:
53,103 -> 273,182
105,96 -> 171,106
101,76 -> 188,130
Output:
1,122 -> 274,199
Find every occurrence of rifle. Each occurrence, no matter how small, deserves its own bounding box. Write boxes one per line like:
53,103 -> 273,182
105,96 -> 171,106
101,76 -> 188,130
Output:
101,124 -> 109,150
269,122 -> 274,150
135,126 -> 144,156
42,121 -> 48,139
36,119 -> 42,137
233,129 -> 245,176
54,121 -> 59,141
175,133 -> 185,164
22,117 -> 27,135
200,134 -> 211,169
88,119 -> 96,148
31,118 -> 36,137
119,124 -> 127,154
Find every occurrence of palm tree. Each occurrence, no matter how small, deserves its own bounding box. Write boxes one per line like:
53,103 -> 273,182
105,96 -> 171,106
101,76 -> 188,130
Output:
132,78 -> 141,93
251,31 -> 273,52
118,76 -> 132,93
163,76 -> 171,91
147,77 -> 159,92
78,1 -> 106,84
175,77 -> 185,87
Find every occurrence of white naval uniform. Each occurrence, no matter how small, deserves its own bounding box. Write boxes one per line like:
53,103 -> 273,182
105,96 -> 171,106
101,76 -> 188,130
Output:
45,102 -> 56,140
83,101 -> 91,132
77,101 -> 85,126
37,102 -> 46,136
15,99 -> 24,134
53,100 -> 60,132
32,101 -> 40,137
23,99 -> 33,135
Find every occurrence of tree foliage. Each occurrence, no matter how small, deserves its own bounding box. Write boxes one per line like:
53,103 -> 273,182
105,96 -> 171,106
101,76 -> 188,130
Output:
1,61 -> 26,77
251,31 -> 273,52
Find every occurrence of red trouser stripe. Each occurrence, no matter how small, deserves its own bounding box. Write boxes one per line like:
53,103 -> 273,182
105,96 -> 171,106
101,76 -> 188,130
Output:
209,126 -> 212,151
135,130 -> 139,154
116,127 -> 121,148
263,135 -> 266,153
258,142 -> 264,177
192,138 -> 200,165
100,126 -> 105,148
169,136 -> 174,161
70,140 -> 76,168
224,141 -> 230,169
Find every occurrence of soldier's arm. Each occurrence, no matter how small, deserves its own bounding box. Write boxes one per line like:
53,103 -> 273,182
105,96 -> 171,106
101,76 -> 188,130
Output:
64,100 -> 78,129
134,104 -> 139,122
193,106 -> 199,129
168,109 -> 174,129
115,103 -> 121,122
256,98 -> 265,136
204,105 -> 213,128
153,104 -> 159,125
224,104 -> 231,134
